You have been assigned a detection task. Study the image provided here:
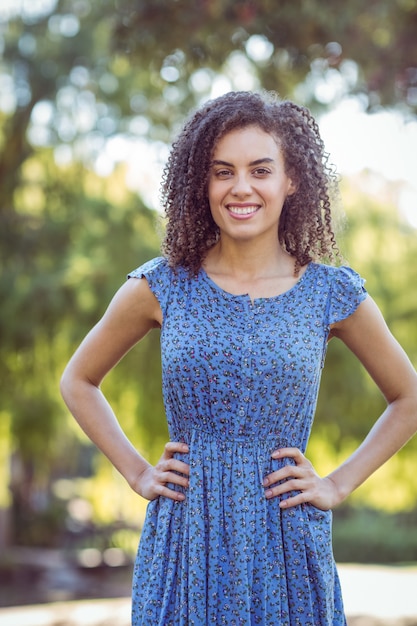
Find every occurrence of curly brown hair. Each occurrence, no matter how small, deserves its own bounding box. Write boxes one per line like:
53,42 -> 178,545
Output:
161,90 -> 340,275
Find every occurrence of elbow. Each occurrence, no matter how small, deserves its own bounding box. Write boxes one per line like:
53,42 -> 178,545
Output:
60,365 -> 73,406
60,361 -> 100,409
60,361 -> 84,406
393,388 -> 417,434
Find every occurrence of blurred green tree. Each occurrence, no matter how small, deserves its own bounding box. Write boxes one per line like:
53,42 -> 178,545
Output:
113,0 -> 417,116
312,176 -> 417,511
0,0 -> 416,545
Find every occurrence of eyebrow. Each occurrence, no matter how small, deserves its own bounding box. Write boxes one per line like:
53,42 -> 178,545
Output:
211,158 -> 275,167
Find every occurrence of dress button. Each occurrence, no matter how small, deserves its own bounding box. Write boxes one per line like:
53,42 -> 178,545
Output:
238,408 -> 245,417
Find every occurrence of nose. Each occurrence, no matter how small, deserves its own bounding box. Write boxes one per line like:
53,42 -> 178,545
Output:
231,173 -> 252,197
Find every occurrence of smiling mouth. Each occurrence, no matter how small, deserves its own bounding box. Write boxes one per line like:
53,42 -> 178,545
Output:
226,205 -> 260,216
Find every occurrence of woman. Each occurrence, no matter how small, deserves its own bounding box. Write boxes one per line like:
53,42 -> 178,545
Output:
61,91 -> 417,625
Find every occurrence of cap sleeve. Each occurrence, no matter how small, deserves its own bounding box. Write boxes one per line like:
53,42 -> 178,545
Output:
127,256 -> 172,318
327,266 -> 367,325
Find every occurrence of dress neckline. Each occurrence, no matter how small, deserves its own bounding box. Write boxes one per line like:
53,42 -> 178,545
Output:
198,263 -> 314,303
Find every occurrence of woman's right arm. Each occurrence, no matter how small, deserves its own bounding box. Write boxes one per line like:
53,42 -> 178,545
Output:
60,277 -> 189,501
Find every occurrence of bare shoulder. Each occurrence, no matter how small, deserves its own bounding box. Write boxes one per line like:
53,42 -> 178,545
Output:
329,296 -> 393,367
330,295 -> 385,337
103,275 -> 163,337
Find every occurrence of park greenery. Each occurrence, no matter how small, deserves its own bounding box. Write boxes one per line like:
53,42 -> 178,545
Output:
0,0 -> 417,564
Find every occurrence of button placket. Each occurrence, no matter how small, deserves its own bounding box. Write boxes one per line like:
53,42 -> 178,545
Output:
238,299 -> 256,427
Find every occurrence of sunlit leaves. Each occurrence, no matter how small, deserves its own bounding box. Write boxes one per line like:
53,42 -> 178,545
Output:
312,175 -> 417,511
1,0 -> 417,539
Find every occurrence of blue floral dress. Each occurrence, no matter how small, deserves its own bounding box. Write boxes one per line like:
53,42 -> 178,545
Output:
129,257 -> 367,625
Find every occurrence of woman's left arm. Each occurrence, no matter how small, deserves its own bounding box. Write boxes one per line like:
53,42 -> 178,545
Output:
264,295 -> 417,509
324,295 -> 417,503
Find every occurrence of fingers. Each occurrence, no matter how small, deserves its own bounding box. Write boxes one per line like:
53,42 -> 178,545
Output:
264,476 -> 308,501
160,441 -> 190,476
163,441 -> 189,457
136,440 -> 190,502
271,447 -> 306,462
153,441 -> 190,501
278,491 -> 319,510
263,447 -> 325,509
151,472 -> 189,501
263,447 -> 310,488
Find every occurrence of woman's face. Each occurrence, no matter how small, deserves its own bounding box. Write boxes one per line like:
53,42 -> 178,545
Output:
208,125 -> 296,245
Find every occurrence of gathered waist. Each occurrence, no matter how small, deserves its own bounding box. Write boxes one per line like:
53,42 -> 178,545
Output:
172,426 -> 297,453
166,427 -> 304,497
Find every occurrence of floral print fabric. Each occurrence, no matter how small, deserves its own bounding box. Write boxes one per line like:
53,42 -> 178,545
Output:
129,257 -> 367,625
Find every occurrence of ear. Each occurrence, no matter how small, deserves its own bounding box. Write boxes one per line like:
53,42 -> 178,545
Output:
287,178 -> 298,196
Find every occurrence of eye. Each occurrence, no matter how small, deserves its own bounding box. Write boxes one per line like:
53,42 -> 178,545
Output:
214,169 -> 233,178
253,167 -> 271,177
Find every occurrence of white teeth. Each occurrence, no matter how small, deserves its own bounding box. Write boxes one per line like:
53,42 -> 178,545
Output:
227,205 -> 258,215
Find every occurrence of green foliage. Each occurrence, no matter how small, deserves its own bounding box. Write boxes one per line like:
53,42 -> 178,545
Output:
333,505 -> 417,564
114,0 -> 417,115
1,0 -> 416,184
0,0 -> 416,548
311,177 -> 417,511
0,150 -> 162,543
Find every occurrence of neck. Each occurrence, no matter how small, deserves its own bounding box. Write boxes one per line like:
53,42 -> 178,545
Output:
204,237 -> 294,280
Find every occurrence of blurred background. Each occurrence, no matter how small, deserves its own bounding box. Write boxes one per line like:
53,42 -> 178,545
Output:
0,0 -> 417,620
